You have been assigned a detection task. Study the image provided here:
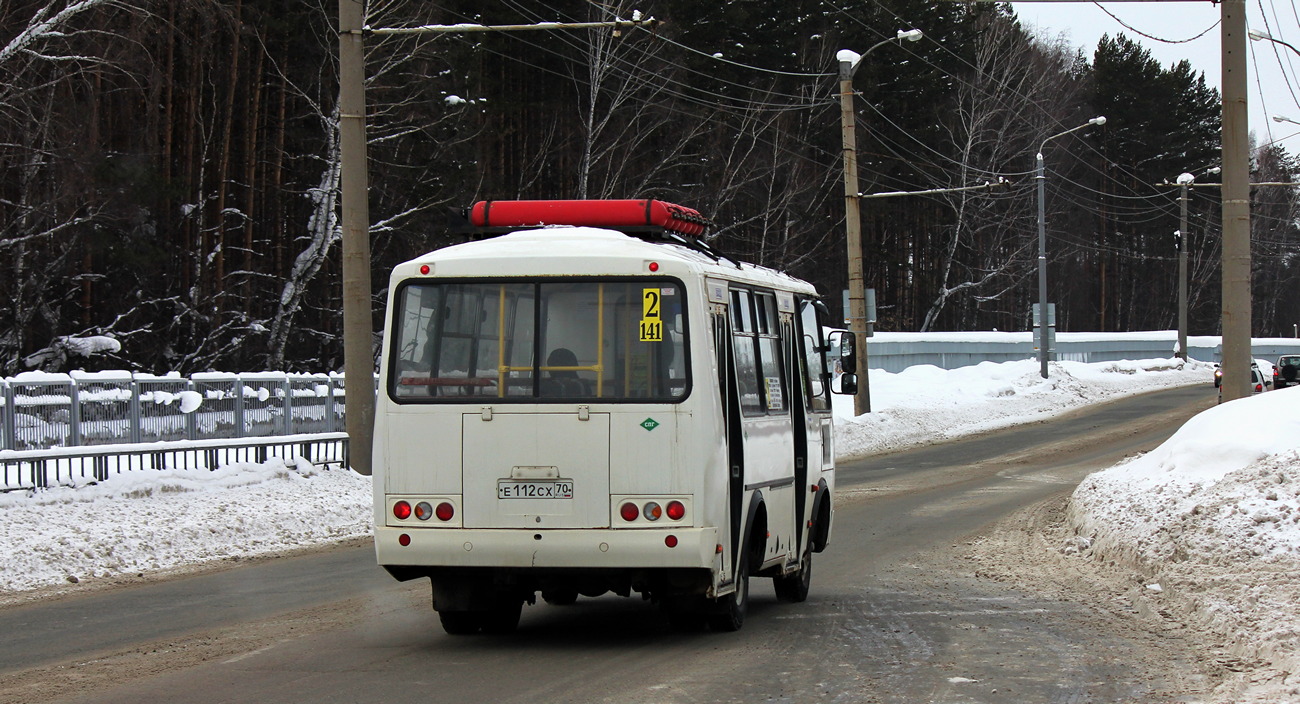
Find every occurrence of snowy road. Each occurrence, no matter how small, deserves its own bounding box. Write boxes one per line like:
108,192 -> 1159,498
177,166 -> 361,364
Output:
0,384 -> 1223,704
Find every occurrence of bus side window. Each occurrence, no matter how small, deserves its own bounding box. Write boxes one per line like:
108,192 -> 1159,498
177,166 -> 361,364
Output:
730,290 -> 763,415
798,300 -> 830,411
753,293 -> 787,414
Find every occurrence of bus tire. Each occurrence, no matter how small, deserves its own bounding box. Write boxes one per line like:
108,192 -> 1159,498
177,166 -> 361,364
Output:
480,599 -> 523,634
438,610 -> 482,635
708,552 -> 749,632
542,588 -> 579,606
773,542 -> 812,603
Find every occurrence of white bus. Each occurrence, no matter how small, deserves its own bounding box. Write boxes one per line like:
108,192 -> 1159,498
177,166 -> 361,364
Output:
372,200 -> 857,634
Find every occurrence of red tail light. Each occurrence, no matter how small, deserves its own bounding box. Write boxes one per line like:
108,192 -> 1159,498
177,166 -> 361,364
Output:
436,502 -> 455,521
393,501 -> 412,520
619,502 -> 640,522
666,501 -> 686,520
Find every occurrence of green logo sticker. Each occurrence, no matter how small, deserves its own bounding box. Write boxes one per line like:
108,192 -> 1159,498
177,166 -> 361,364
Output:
640,418 -> 660,432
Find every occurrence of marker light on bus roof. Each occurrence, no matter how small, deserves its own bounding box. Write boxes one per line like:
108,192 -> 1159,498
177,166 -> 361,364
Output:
419,264 -> 430,275
648,261 -> 659,272
393,501 -> 413,520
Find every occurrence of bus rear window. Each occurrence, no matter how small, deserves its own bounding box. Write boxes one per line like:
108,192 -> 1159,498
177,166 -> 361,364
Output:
389,279 -> 689,402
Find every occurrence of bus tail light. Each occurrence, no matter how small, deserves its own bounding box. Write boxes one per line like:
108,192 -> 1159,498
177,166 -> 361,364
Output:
620,502 -> 640,522
615,497 -> 690,525
665,535 -> 678,548
436,502 -> 455,521
393,501 -> 413,520
666,501 -> 685,520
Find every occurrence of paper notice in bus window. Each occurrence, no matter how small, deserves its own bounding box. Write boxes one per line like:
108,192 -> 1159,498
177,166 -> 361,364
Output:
764,377 -> 784,410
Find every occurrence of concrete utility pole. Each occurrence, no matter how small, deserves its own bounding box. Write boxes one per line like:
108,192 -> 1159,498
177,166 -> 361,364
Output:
1220,0 -> 1253,402
335,9 -> 660,473
1035,117 -> 1105,379
1176,173 -> 1192,361
338,0 -> 372,475
838,29 -> 922,416
838,64 -> 870,415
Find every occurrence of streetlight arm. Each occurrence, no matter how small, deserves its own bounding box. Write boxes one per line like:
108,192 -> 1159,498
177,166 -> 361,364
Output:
1038,116 -> 1107,156
1250,28 -> 1300,61
839,28 -> 922,79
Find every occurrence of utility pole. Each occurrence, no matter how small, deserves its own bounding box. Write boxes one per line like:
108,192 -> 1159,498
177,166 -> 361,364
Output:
1220,0 -> 1253,401
838,63 -> 871,415
1176,173 -> 1191,361
837,29 -> 921,415
338,0 -> 372,474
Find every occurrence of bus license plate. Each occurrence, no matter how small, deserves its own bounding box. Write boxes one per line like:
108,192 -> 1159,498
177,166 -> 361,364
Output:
498,480 -> 574,499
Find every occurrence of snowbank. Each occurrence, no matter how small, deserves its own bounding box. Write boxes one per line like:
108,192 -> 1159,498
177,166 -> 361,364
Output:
0,458 -> 371,593
832,356 -> 1211,458
1069,387 -> 1300,702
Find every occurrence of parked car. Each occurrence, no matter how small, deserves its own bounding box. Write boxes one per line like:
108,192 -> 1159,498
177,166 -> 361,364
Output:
1217,362 -> 1269,402
1275,355 -> 1300,389
1253,366 -> 1268,394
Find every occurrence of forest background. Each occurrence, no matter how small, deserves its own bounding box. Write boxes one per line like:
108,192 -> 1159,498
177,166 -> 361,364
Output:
2,0 -> 1298,375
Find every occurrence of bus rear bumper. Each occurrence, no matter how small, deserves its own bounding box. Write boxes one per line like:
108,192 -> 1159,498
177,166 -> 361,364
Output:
374,525 -> 719,571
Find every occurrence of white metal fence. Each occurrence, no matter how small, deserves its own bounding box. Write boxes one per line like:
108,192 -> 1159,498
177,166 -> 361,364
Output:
0,371 -> 349,452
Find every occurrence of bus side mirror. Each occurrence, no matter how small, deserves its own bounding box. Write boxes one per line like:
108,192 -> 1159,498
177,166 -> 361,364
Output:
828,330 -> 855,374
838,372 -> 858,395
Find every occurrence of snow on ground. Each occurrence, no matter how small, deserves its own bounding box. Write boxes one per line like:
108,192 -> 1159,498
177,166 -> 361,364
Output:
830,356 -> 1210,458
0,457 -> 372,594
3,354 -> 1299,699
1068,386 -> 1300,702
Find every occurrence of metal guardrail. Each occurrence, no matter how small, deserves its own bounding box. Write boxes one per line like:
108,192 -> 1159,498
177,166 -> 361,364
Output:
0,371 -> 349,452
864,332 -> 1300,373
1,433 -> 349,492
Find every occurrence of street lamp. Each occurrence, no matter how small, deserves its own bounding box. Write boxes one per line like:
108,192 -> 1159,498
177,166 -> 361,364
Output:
1249,28 -> 1300,60
1174,166 -> 1219,361
838,28 -> 922,415
1274,114 -> 1300,127
1035,116 -> 1106,379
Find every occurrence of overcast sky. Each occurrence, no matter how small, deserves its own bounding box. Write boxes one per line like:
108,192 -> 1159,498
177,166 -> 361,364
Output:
1018,0 -> 1300,162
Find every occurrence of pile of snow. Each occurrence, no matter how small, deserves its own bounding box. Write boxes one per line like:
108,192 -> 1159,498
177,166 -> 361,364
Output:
832,356 -> 1211,458
1069,387 -> 1300,702
0,458 -> 371,594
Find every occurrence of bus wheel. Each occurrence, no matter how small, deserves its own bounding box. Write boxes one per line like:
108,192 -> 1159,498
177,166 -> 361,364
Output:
708,554 -> 749,632
480,599 -> 523,634
773,543 -> 812,603
542,588 -> 579,606
438,610 -> 482,635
